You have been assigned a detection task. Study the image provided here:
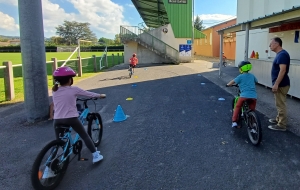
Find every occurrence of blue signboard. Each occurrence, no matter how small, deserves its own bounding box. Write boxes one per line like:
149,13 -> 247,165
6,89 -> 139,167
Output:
187,40 -> 192,44
179,44 -> 192,57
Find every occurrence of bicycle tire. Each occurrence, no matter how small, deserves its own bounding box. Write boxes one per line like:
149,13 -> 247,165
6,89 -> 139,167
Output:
87,113 -> 103,147
31,140 -> 70,190
247,111 -> 262,146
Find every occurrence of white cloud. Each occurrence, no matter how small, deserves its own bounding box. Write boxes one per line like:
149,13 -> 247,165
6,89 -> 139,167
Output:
0,0 -> 129,38
0,11 -> 19,31
68,0 -> 129,36
0,0 -> 17,6
126,3 -> 134,8
198,14 -> 236,21
195,14 -> 236,28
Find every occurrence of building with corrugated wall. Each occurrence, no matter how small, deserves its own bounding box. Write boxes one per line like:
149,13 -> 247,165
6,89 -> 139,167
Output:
194,18 -> 237,60
120,0 -> 205,64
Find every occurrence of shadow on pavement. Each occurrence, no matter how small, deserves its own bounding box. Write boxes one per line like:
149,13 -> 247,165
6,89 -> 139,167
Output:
1,71 -> 300,189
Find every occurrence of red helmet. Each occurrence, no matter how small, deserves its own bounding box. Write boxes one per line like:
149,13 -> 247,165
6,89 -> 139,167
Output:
53,66 -> 76,77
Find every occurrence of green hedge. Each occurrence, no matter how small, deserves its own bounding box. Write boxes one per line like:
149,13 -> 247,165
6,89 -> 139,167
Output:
0,45 -> 124,52
0,45 -> 57,52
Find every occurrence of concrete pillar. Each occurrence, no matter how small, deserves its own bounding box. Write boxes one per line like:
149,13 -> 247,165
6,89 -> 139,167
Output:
244,23 -> 250,61
18,0 -> 49,122
219,32 -> 224,77
3,61 -> 15,101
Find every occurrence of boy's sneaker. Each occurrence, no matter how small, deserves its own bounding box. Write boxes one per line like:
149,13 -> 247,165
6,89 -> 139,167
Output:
232,122 -> 238,128
268,125 -> 286,131
92,151 -> 103,163
269,119 -> 278,124
42,166 -> 56,179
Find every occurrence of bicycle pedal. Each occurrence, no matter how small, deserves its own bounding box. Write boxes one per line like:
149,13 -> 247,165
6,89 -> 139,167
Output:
80,158 -> 88,161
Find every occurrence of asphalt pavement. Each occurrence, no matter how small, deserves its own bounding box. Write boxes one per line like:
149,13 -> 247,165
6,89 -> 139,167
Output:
1,62 -> 300,190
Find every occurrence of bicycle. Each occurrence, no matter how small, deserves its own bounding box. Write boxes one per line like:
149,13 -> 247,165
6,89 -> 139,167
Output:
128,66 -> 133,78
226,84 -> 262,146
218,57 -> 227,67
31,97 -> 104,190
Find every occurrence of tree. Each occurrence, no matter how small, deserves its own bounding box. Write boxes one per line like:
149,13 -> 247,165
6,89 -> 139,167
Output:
98,37 -> 115,45
114,34 -> 121,45
194,15 -> 205,31
56,21 -> 97,45
49,36 -> 65,45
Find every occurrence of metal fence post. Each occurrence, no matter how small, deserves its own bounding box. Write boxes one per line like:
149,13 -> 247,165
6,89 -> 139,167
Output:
92,55 -> 97,72
3,61 -> 15,101
51,58 -> 57,85
112,54 -> 114,66
77,56 -> 82,77
117,53 -> 120,64
122,53 -> 124,63
105,54 -> 108,68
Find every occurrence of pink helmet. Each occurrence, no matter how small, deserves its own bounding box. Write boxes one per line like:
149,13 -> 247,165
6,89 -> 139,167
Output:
53,66 -> 76,77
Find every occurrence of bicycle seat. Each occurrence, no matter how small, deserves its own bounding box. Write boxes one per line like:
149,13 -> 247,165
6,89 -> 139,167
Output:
243,99 -> 255,107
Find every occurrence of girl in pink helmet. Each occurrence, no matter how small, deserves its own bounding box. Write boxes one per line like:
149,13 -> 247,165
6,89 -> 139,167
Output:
51,66 -> 105,165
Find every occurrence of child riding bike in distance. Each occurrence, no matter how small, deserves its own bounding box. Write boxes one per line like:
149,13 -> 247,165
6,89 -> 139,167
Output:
129,53 -> 138,73
52,66 -> 106,164
226,61 -> 258,128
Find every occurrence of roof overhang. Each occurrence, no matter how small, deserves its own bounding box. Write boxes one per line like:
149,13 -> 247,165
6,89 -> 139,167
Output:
131,0 -> 169,28
217,5 -> 300,34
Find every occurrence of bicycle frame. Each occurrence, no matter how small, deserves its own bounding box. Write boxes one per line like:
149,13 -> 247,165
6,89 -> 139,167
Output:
233,86 -> 245,114
54,107 -> 90,164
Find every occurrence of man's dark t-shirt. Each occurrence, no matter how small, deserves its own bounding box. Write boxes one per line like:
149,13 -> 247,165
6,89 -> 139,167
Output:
271,49 -> 290,87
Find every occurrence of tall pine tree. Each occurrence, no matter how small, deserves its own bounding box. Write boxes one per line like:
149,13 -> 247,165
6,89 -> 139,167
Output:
194,15 -> 205,31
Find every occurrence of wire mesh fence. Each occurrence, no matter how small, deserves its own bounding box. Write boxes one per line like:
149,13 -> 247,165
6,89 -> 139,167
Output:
0,53 -> 124,102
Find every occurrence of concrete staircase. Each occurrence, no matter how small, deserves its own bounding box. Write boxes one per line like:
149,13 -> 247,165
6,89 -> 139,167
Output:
120,26 -> 180,64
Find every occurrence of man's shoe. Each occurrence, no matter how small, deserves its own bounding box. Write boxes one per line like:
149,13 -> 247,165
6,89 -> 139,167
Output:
269,119 -> 277,124
268,125 -> 286,131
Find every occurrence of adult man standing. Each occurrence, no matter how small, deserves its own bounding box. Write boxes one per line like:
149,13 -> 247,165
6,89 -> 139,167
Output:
268,37 -> 290,131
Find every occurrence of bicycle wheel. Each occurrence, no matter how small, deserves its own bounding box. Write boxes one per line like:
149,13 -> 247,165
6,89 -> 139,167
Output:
247,111 -> 262,146
31,140 -> 70,190
129,67 -> 132,78
88,113 -> 103,147
223,62 -> 227,67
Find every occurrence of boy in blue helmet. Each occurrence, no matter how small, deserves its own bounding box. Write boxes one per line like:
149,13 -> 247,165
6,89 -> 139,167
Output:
226,61 -> 258,128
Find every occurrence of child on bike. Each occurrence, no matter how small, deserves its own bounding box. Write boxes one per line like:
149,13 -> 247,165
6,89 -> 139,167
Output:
129,53 -> 138,73
52,66 -> 105,164
226,61 -> 258,128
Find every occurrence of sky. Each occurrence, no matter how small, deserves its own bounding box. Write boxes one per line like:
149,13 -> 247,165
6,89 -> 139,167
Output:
0,0 -> 237,39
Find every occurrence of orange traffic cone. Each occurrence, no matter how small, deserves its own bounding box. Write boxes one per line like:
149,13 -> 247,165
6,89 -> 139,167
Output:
250,50 -> 255,58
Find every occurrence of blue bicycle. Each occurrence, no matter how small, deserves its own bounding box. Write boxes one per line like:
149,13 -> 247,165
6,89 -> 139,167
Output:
31,98 -> 103,190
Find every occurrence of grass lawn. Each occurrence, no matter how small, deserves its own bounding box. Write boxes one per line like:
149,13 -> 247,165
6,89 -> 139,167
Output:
0,52 -> 123,65
0,52 -> 124,105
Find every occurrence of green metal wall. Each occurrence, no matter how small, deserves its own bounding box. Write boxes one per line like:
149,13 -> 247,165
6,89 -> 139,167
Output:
163,0 -> 191,38
163,0 -> 205,39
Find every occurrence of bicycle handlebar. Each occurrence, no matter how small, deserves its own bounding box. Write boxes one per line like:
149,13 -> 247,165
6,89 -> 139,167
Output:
226,84 -> 239,87
76,97 -> 98,101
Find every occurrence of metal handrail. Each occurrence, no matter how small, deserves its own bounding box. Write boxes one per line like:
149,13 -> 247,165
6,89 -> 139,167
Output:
120,26 -> 179,62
